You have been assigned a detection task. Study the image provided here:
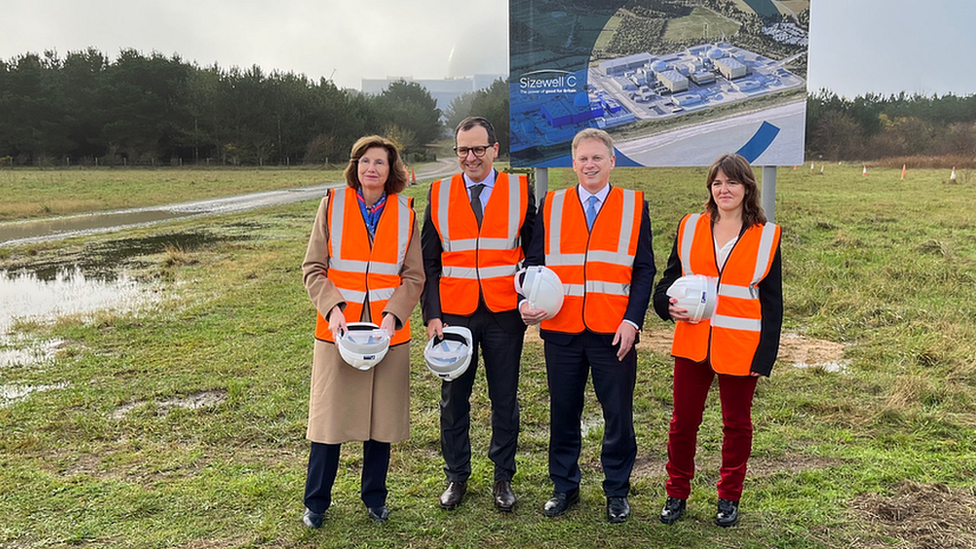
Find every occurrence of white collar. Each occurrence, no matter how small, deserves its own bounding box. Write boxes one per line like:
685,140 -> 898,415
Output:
578,183 -> 610,205
464,169 -> 496,189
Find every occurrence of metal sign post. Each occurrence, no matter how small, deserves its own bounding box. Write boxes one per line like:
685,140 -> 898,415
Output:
762,165 -> 776,222
534,167 -> 548,203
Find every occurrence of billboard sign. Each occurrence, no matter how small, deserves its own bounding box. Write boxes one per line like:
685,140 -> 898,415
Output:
509,0 -> 810,167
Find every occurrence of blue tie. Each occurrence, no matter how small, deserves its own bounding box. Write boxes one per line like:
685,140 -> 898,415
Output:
585,195 -> 599,229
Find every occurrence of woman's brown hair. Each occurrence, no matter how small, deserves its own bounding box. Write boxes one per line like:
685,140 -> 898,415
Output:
343,135 -> 410,195
704,153 -> 767,226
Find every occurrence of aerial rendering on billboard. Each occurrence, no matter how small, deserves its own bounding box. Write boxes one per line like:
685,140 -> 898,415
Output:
510,0 -> 810,167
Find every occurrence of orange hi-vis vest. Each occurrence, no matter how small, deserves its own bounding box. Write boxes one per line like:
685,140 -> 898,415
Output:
431,172 -> 529,315
671,212 -> 781,376
314,187 -> 414,346
540,186 -> 643,334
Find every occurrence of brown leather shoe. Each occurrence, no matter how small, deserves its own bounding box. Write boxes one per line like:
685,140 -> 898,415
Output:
492,480 -> 516,512
439,481 -> 466,510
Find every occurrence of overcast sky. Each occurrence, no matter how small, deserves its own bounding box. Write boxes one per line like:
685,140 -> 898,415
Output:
1,0 -> 973,99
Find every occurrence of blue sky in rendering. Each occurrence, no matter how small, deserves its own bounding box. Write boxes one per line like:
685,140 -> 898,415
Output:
0,0 -> 973,98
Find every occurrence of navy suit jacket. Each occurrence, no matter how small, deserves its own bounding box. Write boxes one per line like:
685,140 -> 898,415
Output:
524,184 -> 655,347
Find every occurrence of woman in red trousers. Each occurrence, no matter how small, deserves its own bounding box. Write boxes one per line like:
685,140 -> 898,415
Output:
653,153 -> 782,527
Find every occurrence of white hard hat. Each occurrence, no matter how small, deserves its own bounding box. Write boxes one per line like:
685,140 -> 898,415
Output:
424,326 -> 473,382
337,322 -> 391,370
514,266 -> 564,319
666,275 -> 718,323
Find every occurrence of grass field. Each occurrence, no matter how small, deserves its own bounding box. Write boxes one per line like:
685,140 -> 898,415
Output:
594,13 -> 624,51
1,165 -> 975,548
0,168 -> 345,221
662,7 -> 741,43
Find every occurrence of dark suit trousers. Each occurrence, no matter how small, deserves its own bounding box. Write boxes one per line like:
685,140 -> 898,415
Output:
440,306 -> 524,482
304,440 -> 390,512
544,330 -> 637,497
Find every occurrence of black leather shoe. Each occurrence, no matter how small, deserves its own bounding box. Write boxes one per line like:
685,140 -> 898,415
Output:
367,505 -> 389,523
302,507 -> 324,529
493,480 -> 517,512
607,496 -> 630,523
660,496 -> 686,525
439,481 -> 466,510
543,489 -> 580,517
716,498 -> 739,527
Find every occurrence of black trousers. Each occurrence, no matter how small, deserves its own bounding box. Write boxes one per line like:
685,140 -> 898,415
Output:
304,440 -> 390,512
440,307 -> 524,482
544,330 -> 637,497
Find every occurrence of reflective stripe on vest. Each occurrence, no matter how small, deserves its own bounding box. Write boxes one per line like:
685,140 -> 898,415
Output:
314,187 -> 414,345
431,172 -> 528,314
541,186 -> 642,334
671,213 -> 780,375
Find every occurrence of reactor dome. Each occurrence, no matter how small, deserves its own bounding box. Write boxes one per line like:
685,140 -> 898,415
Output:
448,23 -> 509,78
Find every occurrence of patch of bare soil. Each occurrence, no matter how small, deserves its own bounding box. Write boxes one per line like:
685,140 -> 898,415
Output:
778,333 -> 849,371
631,455 -> 667,479
110,389 -> 227,419
852,480 -> 976,549
526,327 -> 849,370
176,539 -> 249,549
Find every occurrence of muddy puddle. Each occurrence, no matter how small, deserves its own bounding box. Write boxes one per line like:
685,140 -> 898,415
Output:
1,229 -> 251,334
0,210 -> 185,245
0,381 -> 70,406
0,228 -> 254,406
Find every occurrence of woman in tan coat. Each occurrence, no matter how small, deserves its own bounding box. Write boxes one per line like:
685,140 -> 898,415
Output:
301,135 -> 424,527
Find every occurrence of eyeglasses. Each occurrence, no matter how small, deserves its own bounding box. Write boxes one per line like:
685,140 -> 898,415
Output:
454,145 -> 492,158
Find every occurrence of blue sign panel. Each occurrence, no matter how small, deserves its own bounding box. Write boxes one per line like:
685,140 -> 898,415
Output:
509,0 -> 809,167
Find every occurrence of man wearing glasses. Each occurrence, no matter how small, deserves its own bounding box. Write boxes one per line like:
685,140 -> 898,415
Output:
421,117 -> 536,512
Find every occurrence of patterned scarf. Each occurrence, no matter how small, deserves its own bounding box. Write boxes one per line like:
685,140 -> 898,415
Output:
356,189 -> 387,239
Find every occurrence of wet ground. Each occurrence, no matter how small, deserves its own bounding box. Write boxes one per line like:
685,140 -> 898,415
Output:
0,158 -> 464,247
0,182 -> 339,246
0,226 -> 256,406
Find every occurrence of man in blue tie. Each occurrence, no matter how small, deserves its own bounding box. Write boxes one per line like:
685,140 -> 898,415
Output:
521,128 -> 655,523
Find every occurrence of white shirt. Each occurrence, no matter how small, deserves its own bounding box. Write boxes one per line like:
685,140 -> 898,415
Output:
577,183 -> 610,215
715,236 -> 738,270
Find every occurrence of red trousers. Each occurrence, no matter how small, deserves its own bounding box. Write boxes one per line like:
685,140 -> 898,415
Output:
665,357 -> 758,502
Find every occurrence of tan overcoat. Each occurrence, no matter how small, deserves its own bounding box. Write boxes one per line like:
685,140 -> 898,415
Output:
302,191 -> 424,444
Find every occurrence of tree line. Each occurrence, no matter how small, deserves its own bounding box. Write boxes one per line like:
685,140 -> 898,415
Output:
4,48 -> 976,167
806,89 -> 976,162
0,48 -> 442,167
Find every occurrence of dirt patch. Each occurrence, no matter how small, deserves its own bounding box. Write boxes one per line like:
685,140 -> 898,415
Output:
111,389 -> 227,419
176,539 -> 250,549
851,480 -> 976,549
631,455 -> 668,479
778,333 -> 849,372
55,453 -> 103,477
526,328 -> 849,371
